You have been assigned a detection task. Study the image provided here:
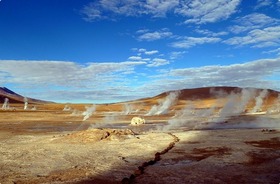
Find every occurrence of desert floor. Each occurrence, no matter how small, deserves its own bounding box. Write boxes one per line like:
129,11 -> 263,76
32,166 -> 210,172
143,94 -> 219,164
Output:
0,103 -> 279,184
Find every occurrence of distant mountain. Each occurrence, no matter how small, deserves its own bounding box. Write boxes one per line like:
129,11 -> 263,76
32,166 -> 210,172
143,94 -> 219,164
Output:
0,87 -> 52,104
131,86 -> 280,110
156,86 -> 280,100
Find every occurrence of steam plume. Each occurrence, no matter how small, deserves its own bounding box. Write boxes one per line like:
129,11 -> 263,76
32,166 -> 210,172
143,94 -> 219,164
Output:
122,103 -> 134,115
63,104 -> 72,111
89,111 -> 122,129
160,101 -> 217,131
1,98 -> 9,110
82,104 -> 96,121
158,88 -> 279,132
217,88 -> 256,121
146,91 -> 179,116
251,89 -> 268,113
24,97 -> 28,110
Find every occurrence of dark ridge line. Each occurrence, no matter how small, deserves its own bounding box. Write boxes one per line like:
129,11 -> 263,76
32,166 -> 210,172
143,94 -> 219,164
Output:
121,133 -> 180,184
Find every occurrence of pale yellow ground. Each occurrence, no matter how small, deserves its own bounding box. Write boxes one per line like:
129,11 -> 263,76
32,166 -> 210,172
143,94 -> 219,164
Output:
0,101 -> 279,184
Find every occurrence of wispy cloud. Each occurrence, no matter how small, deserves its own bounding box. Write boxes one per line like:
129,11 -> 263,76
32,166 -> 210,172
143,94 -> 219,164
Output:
1,58 -> 280,102
127,56 -> 150,62
262,47 -> 280,55
175,0 -> 241,24
169,51 -> 187,60
171,58 -> 280,88
255,0 -> 273,10
224,26 -> 280,48
142,0 -> 180,17
147,58 -> 170,67
81,1 -> 142,21
81,0 -> 241,24
81,0 -> 180,21
195,29 -> 228,37
129,48 -> 169,67
170,36 -> 221,48
139,58 -> 280,94
136,29 -> 173,41
0,60 -> 146,101
134,48 -> 159,55
229,13 -> 279,34
144,50 -> 159,55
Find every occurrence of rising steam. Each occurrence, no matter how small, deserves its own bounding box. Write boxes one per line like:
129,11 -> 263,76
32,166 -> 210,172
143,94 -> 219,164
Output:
251,89 -> 268,113
122,103 -> 134,115
82,104 -> 96,121
160,88 -> 279,131
89,111 -> 122,129
267,94 -> 280,114
24,97 -> 28,110
161,102 -> 216,131
1,98 -> 9,110
63,104 -> 72,111
146,91 -> 179,116
217,88 -> 257,121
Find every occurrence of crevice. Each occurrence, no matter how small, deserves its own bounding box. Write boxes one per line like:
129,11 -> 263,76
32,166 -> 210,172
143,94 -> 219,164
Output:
121,133 -> 180,184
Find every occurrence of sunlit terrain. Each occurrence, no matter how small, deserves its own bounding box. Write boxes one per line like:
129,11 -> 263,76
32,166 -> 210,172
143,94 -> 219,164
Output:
0,86 -> 279,183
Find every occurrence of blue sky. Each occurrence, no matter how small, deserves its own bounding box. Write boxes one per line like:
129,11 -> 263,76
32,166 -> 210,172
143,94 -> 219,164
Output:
0,0 -> 280,103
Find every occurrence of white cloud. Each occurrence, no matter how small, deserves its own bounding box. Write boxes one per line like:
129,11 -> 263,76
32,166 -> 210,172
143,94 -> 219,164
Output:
1,58 -> 280,103
81,0 -> 143,21
195,29 -> 228,37
135,29 -> 149,34
0,60 -> 145,89
229,13 -> 279,34
144,0 -> 180,17
224,26 -> 280,48
81,4 -> 103,21
127,56 -> 150,62
177,58 -> 280,82
128,56 -> 142,60
147,58 -> 170,67
136,48 -> 159,55
144,50 -> 159,55
175,0 -> 241,24
137,30 -> 173,41
140,58 -> 280,94
171,36 -> 221,48
169,51 -> 187,60
255,0 -> 273,9
81,0 -> 180,21
81,0 -> 241,24
262,47 -> 280,55
138,48 -> 147,53
129,48 -> 167,67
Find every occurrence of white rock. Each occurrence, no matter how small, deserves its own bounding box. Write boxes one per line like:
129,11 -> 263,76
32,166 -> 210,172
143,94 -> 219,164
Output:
131,117 -> 145,126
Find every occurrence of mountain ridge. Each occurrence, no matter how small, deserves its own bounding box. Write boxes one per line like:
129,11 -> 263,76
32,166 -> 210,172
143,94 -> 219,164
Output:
1,86 -> 279,105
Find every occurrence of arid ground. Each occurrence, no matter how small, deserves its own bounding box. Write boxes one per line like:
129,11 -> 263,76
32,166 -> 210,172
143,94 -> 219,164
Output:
0,87 -> 279,184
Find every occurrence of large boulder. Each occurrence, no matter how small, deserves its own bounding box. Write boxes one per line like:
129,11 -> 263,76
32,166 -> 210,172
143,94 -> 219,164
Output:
131,117 -> 145,126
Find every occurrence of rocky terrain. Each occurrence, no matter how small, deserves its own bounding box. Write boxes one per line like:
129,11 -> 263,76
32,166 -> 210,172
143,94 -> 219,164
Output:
0,86 -> 279,183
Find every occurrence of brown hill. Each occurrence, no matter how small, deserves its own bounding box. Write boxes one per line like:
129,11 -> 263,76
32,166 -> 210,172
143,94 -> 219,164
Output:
155,86 -> 279,100
129,86 -> 280,112
1,86 -> 279,111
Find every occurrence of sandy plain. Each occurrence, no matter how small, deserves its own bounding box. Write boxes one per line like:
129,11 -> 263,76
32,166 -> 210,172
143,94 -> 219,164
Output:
0,88 -> 280,184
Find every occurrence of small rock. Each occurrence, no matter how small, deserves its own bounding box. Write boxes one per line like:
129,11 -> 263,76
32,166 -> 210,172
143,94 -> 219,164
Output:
131,117 -> 145,126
